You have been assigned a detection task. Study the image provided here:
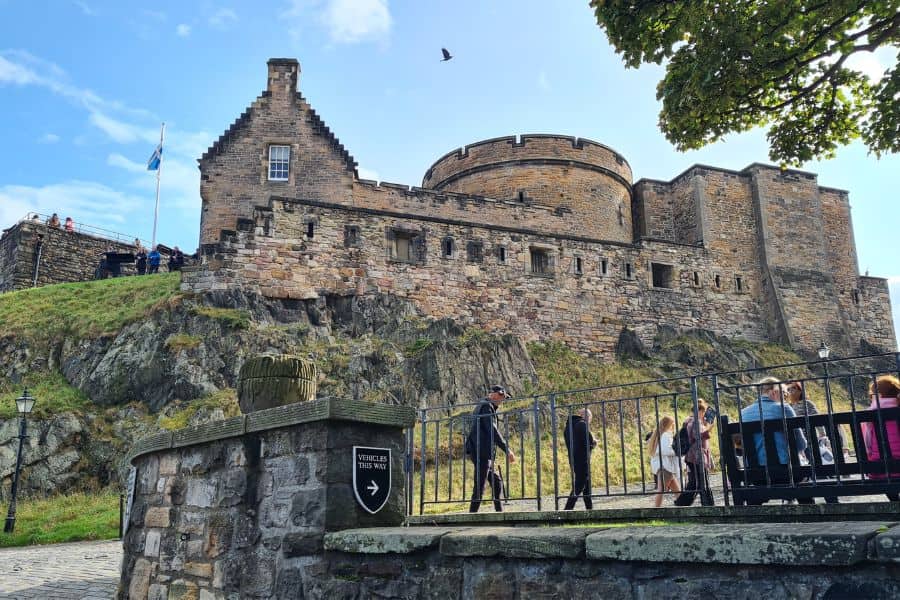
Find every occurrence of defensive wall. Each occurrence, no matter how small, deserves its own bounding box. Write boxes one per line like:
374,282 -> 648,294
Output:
119,395 -> 900,599
184,57 -> 895,357
0,220 -> 139,293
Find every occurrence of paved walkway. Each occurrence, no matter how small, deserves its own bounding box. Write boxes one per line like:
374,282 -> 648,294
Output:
0,540 -> 121,599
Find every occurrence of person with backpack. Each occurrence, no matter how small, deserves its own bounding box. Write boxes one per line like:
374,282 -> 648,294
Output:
648,416 -> 682,507
563,408 -> 596,510
674,398 -> 714,506
465,385 -> 516,512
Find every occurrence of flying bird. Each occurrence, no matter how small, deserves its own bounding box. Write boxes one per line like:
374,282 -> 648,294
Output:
441,48 -> 453,62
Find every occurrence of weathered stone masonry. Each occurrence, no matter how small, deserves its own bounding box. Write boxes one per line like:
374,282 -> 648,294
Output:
184,58 -> 896,357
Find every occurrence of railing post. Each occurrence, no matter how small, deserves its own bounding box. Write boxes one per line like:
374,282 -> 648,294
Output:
549,394 -> 560,511
533,395 -> 543,511
418,409 -> 427,516
691,376 -> 714,506
711,375 -> 730,506
119,493 -> 125,539
406,427 -> 414,517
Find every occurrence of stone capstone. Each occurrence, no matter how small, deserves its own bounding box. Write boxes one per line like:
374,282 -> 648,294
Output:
237,354 -> 317,413
324,527 -> 469,554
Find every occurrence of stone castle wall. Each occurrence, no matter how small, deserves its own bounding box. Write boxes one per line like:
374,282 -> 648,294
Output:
188,58 -> 896,358
185,196 -> 769,357
0,221 -> 139,292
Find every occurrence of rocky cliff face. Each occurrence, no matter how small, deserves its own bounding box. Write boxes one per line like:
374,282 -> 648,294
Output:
0,289 -> 536,499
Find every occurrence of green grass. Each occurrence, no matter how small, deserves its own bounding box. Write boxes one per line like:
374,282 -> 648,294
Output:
190,306 -> 250,329
165,333 -> 202,352
0,371 -> 91,419
0,491 -> 120,547
157,388 -> 241,430
0,272 -> 181,342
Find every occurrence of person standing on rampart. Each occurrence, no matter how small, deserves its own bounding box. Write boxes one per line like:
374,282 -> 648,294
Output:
465,385 -> 516,513
148,246 -> 161,274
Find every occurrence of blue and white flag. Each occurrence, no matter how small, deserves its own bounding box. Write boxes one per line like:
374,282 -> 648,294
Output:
147,143 -> 163,171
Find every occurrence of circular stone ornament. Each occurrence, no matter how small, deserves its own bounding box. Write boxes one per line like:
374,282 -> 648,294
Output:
237,354 -> 318,413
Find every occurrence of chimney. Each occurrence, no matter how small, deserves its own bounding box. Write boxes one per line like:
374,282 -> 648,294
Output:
267,58 -> 300,98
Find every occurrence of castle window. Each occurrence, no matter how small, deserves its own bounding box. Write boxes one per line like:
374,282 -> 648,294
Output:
651,263 -> 673,289
574,256 -> 583,276
734,275 -> 744,293
529,247 -> 551,276
692,271 -> 701,287
600,258 -> 608,276
441,237 -> 454,258
852,288 -> 860,305
618,205 -> 625,226
466,241 -> 484,263
388,228 -> 425,264
714,274 -> 721,289
268,145 -> 290,181
517,191 -> 526,203
344,225 -> 360,248
498,246 -> 507,264
306,222 -> 315,239
625,262 -> 633,279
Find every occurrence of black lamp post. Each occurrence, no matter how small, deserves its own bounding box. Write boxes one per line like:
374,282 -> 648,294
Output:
4,388 -> 35,534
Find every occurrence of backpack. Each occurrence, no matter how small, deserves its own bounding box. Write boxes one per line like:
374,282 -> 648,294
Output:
672,423 -> 692,457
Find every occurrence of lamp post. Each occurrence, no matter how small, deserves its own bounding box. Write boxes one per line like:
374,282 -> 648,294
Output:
4,388 -> 35,534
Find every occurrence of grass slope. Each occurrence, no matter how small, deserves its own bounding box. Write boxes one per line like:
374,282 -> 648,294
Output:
0,491 -> 120,547
0,272 -> 181,341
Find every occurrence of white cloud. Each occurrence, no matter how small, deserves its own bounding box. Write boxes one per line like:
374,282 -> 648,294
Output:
357,167 -> 379,181
176,24 -> 191,37
73,1 -> 94,16
284,0 -> 391,44
107,153 -> 146,173
537,71 -> 550,91
209,8 -> 238,29
89,112 -> 155,144
0,181 -> 145,230
38,133 -> 60,144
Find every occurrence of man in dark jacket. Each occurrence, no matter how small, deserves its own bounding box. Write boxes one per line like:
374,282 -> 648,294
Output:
465,385 -> 516,513
563,408 -> 596,510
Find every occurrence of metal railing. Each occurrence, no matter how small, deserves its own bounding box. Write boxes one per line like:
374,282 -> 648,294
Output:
16,212 -> 147,246
407,351 -> 900,515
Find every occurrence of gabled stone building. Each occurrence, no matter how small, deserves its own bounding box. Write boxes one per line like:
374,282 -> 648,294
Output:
184,58 -> 896,358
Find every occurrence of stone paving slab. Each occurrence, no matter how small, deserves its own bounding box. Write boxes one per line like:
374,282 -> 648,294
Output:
872,523 -> 900,562
585,521 -> 893,565
440,526 -> 599,559
324,526 -> 471,554
0,540 -> 121,599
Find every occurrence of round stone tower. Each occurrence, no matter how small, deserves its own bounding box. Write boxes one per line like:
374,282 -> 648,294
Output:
421,134 -> 633,242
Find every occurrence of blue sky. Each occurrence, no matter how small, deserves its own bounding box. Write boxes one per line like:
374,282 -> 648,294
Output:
1,1 -> 897,343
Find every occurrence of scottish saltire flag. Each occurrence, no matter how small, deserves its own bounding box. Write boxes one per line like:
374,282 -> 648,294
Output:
147,143 -> 163,171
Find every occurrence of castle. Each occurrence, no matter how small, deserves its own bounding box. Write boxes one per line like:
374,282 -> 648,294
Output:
184,58 -> 896,358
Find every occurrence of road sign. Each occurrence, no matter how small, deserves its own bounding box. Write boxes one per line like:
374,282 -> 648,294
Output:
352,446 -> 391,514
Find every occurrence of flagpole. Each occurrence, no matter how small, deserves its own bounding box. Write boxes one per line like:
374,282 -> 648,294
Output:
151,122 -> 165,249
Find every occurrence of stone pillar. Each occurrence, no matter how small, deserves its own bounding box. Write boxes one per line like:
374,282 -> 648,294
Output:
118,397 -> 415,599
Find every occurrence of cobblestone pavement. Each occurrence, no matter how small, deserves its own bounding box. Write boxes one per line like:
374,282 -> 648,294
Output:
0,540 -> 121,599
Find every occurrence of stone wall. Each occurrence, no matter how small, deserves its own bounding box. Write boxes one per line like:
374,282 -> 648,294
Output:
0,221 -> 139,292
320,523 -> 900,599
184,196 -> 769,358
119,398 -> 415,599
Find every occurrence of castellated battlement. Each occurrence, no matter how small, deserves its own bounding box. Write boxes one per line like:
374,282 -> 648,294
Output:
186,58 -> 896,359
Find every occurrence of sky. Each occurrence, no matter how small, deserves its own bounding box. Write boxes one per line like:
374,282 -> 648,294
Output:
0,0 -> 897,344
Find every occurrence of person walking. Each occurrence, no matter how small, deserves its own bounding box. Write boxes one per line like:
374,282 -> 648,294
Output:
563,408 -> 596,510
648,416 -> 682,507
148,246 -> 161,274
465,385 -> 516,513
674,398 -> 715,506
862,375 -> 900,501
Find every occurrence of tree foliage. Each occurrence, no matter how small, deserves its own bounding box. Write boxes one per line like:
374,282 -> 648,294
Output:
591,1 -> 900,164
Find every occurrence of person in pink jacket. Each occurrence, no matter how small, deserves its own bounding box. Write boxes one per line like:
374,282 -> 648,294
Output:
862,375 -> 900,501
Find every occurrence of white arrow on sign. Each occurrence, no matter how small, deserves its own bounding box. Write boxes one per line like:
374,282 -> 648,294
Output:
367,480 -> 379,496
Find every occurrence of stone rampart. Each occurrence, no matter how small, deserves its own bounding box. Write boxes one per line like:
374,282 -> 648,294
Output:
0,221 -> 139,292
320,523 -> 900,598
184,196 -> 769,358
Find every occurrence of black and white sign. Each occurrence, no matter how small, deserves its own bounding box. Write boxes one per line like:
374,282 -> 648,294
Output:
352,446 -> 391,514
